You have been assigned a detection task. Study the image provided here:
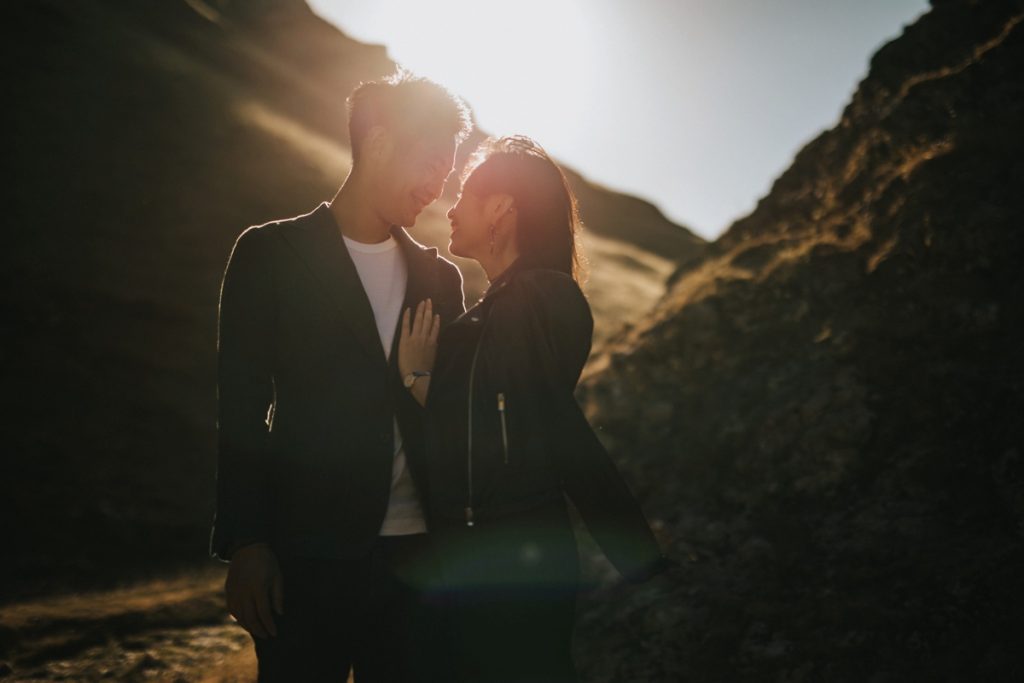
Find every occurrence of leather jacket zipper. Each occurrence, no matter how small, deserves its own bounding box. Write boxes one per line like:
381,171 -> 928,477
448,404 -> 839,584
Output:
465,311 -> 490,527
497,392 -> 509,464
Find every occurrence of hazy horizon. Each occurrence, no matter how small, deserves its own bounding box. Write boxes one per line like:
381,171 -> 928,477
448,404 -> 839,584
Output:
309,0 -> 929,240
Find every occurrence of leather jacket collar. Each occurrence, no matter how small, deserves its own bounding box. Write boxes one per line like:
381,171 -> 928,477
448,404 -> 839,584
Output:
481,256 -> 528,300
479,254 -> 561,304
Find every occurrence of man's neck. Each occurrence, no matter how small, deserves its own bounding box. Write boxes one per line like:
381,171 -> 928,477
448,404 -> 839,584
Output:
328,172 -> 393,244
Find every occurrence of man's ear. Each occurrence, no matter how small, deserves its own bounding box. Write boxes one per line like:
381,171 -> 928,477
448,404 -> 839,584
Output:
364,125 -> 392,162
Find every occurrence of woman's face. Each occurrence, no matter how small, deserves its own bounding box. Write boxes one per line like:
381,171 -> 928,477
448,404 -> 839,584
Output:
446,187 -> 491,260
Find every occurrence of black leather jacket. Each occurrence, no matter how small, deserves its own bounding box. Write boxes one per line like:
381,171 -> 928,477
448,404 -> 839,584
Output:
423,256 -> 668,582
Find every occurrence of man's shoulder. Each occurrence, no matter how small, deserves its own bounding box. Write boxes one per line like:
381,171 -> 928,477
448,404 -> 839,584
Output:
435,252 -> 462,280
230,204 -> 328,260
392,226 -> 463,281
244,203 -> 325,238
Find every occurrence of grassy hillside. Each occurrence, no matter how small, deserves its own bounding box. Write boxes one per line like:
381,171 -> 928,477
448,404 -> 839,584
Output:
2,0 -> 701,601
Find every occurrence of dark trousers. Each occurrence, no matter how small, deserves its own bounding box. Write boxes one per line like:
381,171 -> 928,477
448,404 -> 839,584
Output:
448,584 -> 578,683
252,533 -> 450,682
434,500 -> 582,683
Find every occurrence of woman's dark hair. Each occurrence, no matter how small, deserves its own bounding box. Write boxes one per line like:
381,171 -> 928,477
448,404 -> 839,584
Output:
461,135 -> 588,284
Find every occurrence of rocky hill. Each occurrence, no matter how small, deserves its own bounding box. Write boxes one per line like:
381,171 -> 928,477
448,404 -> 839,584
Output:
575,0 -> 1024,680
1,0 -> 700,601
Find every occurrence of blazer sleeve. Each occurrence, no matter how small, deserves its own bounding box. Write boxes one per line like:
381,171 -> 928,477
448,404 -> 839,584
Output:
209,226 -> 277,562
488,270 -> 670,583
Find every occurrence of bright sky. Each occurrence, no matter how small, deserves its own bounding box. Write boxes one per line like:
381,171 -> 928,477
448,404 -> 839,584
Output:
309,0 -> 928,240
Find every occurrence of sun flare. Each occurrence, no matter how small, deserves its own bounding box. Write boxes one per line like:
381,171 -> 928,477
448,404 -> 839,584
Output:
316,0 -> 599,151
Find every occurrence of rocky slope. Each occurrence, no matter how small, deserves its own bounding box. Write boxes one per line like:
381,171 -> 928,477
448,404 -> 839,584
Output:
575,0 -> 1024,680
2,0 -> 700,604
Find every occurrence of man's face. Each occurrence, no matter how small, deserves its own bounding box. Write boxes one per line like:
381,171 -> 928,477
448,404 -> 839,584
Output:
375,133 -> 457,228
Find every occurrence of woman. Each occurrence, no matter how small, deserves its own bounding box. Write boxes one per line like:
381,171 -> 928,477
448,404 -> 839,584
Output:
398,135 -> 669,682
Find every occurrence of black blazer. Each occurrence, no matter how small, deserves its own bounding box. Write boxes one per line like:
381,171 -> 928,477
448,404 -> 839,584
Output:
209,202 -> 466,562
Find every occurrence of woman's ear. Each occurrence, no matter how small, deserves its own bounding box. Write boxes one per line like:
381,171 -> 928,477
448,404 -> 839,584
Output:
486,193 -> 516,224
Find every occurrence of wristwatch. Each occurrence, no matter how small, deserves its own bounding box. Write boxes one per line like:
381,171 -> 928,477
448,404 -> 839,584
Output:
403,370 -> 431,389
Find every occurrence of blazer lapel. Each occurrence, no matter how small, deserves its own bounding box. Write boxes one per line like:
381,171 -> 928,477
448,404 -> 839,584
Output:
386,224 -> 440,368
279,202 -> 388,369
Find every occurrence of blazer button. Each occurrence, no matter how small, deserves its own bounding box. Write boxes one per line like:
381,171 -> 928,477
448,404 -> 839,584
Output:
379,431 -> 390,444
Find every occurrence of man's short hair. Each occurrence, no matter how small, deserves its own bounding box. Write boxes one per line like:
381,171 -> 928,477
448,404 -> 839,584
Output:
346,67 -> 473,163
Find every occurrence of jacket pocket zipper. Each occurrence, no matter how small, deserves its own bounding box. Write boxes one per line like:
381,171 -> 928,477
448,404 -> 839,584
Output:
497,392 -> 509,464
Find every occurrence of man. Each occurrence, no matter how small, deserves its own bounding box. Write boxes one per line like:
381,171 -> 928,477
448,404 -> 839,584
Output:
210,70 -> 472,681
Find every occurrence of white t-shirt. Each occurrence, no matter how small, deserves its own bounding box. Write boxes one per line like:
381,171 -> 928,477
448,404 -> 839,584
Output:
342,232 -> 427,536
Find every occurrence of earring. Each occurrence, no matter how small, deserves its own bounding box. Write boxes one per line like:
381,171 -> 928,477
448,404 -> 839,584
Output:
489,224 -> 496,255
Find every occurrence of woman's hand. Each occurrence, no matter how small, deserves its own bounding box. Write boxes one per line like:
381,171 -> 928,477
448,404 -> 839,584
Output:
399,298 -> 440,405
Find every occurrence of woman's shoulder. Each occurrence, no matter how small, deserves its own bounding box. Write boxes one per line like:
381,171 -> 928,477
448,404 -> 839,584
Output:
505,267 -> 588,311
510,266 -> 576,287
494,266 -> 593,337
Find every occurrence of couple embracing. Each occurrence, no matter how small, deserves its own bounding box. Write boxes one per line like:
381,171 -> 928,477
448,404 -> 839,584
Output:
210,70 -> 671,682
